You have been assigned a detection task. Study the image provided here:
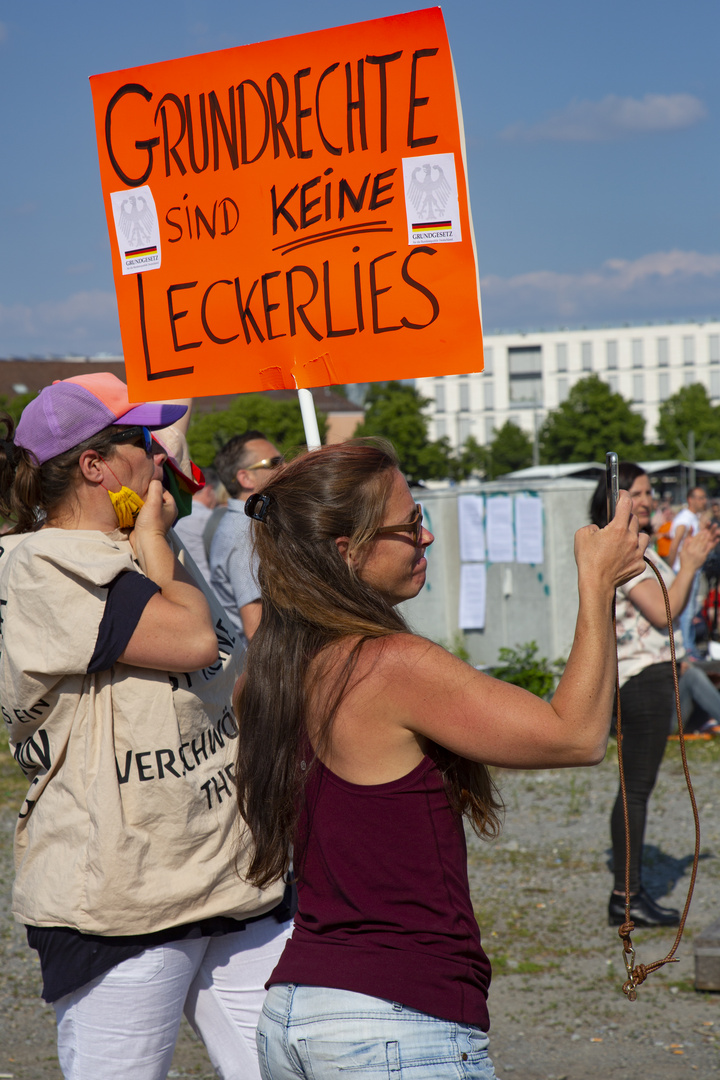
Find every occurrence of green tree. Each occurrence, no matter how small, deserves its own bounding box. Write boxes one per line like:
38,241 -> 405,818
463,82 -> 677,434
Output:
539,375 -> 645,464
446,435 -> 487,482
656,383 -> 720,460
485,421 -> 533,478
187,395 -> 328,467
354,381 -> 450,482
0,391 -> 38,426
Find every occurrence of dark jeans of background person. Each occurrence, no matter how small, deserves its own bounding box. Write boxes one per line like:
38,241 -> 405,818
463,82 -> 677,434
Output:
611,662 -> 675,895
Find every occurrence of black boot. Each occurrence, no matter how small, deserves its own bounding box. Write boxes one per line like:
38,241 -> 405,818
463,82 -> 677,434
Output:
608,887 -> 680,927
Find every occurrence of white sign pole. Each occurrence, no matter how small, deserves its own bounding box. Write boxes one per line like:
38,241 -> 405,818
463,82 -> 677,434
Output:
297,387 -> 322,451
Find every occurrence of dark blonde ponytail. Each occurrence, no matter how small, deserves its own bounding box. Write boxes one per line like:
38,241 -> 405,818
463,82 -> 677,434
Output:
0,411 -> 123,533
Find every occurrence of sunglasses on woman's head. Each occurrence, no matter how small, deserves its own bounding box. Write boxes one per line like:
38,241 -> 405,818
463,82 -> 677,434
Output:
109,426 -> 154,454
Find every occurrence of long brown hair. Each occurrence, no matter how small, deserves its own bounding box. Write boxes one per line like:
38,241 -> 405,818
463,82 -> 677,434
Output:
0,412 -> 122,532
235,439 -> 502,888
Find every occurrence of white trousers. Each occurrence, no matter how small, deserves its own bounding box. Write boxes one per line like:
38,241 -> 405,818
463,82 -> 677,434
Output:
54,916 -> 293,1080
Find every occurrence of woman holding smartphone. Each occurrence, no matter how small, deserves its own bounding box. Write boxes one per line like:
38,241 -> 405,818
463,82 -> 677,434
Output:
235,439 -> 647,1079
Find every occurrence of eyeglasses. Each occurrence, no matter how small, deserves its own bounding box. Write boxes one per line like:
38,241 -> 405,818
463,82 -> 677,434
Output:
375,504 -> 424,546
109,426 -> 153,454
246,455 -> 284,471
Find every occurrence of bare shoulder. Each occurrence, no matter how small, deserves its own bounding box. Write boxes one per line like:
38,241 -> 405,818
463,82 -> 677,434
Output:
310,634 -> 479,726
354,632 -> 449,666
353,633 -> 474,694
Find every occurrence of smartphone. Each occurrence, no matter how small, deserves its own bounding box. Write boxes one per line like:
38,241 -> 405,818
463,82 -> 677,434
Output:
606,452 -> 619,523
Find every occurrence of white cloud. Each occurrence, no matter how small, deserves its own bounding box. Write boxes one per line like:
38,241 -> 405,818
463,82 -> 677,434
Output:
2,255 -> 719,356
0,290 -> 121,357
480,250 -> 720,331
12,201 -> 38,218
501,93 -> 707,142
65,262 -> 98,277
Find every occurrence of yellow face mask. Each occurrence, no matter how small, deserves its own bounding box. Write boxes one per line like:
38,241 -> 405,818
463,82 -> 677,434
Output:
107,486 -> 145,528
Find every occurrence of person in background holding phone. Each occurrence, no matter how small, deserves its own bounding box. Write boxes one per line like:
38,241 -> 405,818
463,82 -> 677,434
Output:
590,464 -> 717,927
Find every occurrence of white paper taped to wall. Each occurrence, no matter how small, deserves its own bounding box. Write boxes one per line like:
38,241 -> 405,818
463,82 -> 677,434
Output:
515,495 -> 544,564
459,562 -> 486,630
458,495 -> 485,562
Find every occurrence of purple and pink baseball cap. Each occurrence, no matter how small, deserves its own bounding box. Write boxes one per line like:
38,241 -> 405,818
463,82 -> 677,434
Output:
15,373 -> 188,465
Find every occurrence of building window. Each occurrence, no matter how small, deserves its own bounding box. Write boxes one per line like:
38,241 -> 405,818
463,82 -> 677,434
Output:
508,345 -> 543,405
556,343 -> 568,372
434,381 -> 445,412
657,337 -> 669,367
607,374 -> 619,394
458,380 -> 470,412
658,372 -> 670,401
484,418 -> 495,444
483,346 -> 493,375
435,418 -> 447,440
683,335 -> 695,365
632,339 -> 644,368
684,369 -> 696,386
557,377 -> 569,403
710,371 -> 720,400
458,417 -> 473,445
632,374 -> 644,402
606,340 -> 618,369
484,381 -> 494,410
709,334 -> 720,364
581,341 -> 593,371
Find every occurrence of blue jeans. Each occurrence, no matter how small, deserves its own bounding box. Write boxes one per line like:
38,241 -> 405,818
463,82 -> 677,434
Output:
674,662 -> 720,730
257,984 -> 497,1079
677,570 -> 701,658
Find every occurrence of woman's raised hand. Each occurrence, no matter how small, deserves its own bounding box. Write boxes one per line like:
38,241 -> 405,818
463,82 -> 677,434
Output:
128,480 -> 177,564
574,491 -> 649,595
680,521 -> 720,572
121,478 -> 217,670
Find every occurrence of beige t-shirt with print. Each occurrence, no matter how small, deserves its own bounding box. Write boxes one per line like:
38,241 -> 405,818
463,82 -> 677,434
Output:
0,527 -> 283,935
615,552 -> 680,689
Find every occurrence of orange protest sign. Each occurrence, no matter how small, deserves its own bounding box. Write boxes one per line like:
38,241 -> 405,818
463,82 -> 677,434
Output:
90,6 -> 483,402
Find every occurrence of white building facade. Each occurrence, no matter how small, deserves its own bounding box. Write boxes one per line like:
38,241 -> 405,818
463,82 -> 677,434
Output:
416,320 -> 720,448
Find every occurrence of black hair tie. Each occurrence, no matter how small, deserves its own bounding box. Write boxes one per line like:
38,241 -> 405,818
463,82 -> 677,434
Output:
245,493 -> 271,522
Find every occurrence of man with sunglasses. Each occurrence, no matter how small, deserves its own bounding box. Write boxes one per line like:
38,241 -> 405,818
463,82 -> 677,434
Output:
210,430 -> 284,647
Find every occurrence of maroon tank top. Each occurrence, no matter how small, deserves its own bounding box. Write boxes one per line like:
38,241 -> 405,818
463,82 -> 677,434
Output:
268,755 -> 491,1029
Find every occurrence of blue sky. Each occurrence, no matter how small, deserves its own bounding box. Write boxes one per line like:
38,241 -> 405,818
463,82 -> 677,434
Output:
0,0 -> 718,356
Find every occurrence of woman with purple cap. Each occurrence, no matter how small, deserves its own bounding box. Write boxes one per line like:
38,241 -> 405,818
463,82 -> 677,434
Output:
0,373 -> 293,1080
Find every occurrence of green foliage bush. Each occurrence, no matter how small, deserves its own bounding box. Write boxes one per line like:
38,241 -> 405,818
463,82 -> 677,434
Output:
489,641 -> 565,699
186,395 -> 329,467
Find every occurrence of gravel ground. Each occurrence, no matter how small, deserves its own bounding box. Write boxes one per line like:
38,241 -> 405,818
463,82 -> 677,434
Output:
2,736 -> 719,1079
